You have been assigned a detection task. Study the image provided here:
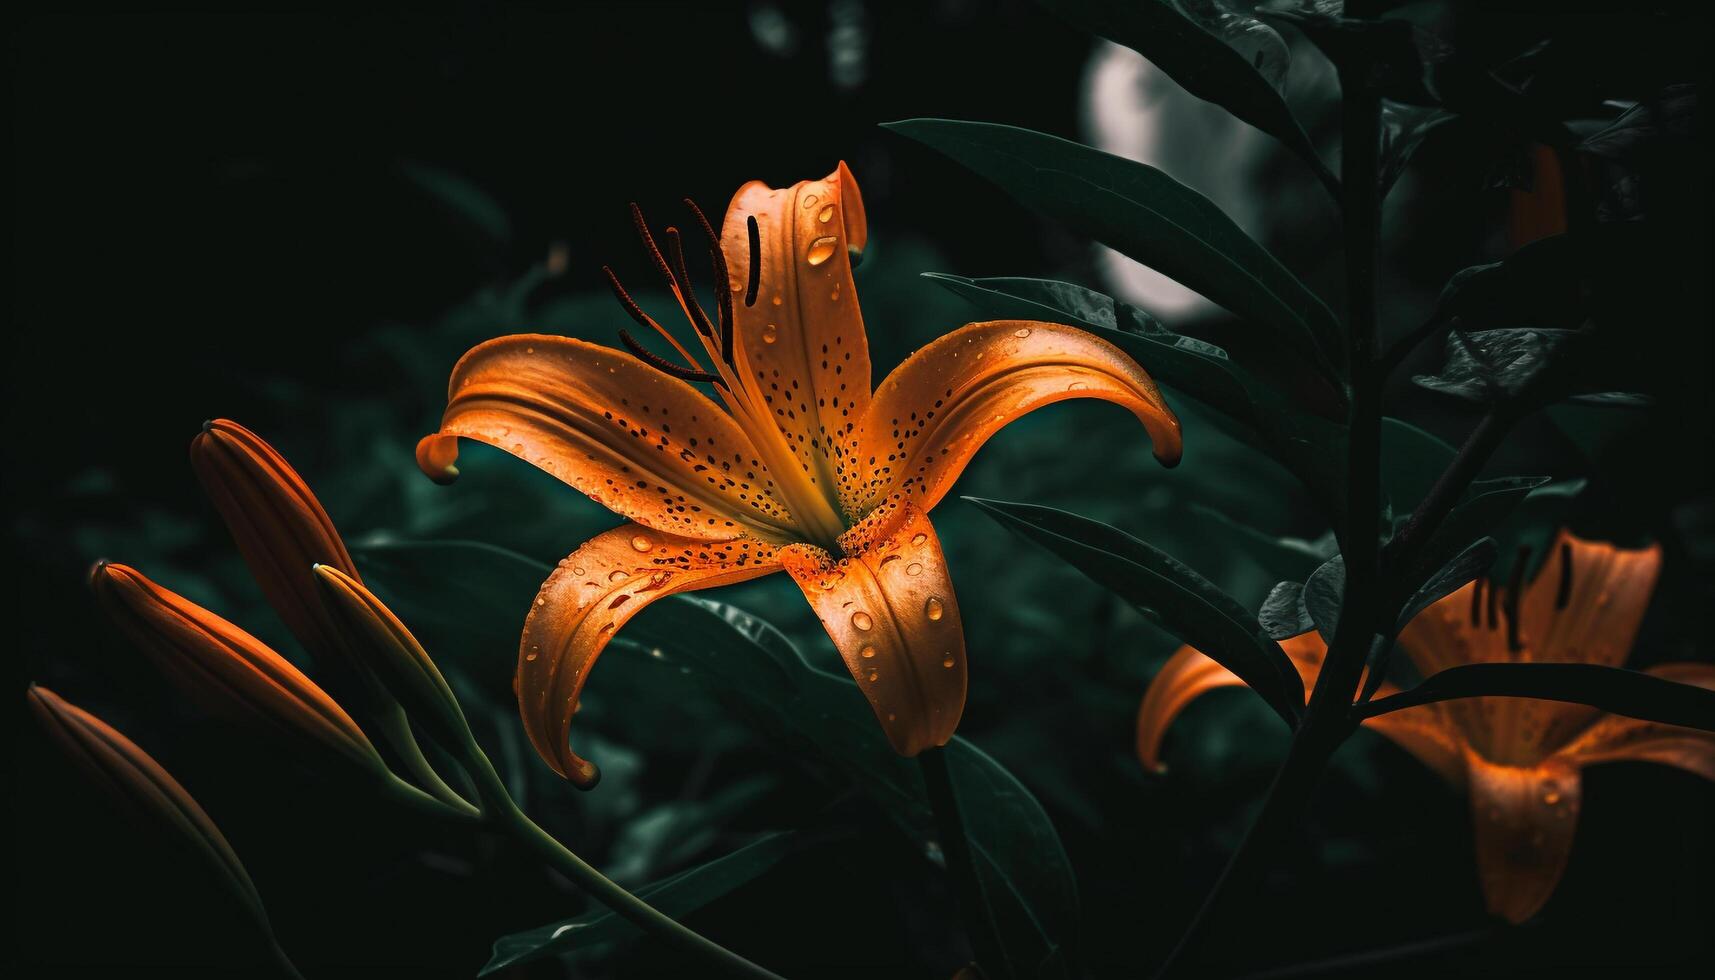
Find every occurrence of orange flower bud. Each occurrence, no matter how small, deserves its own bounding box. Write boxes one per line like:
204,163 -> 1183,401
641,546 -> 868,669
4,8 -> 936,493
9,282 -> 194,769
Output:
189,418 -> 359,668
89,560 -> 384,774
27,685 -> 272,929
312,564 -> 471,750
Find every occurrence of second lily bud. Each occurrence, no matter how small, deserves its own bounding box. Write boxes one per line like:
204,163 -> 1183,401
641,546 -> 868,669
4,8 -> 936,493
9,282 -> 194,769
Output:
312,564 -> 472,754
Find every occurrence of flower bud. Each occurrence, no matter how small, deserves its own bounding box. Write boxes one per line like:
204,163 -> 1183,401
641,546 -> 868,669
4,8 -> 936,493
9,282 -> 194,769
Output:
89,560 -> 385,774
27,685 -> 271,928
189,418 -> 360,670
312,564 -> 471,750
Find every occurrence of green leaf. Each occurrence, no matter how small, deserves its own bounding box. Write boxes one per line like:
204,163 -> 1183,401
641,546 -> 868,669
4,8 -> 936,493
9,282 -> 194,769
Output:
1412,328 -> 1584,405
1302,555 -> 1344,644
1379,101 -> 1456,196
481,831 -> 810,974
1379,417 -> 1456,520
885,119 -> 1342,375
1192,505 -> 1335,584
923,273 -> 1350,510
1415,476 -> 1552,577
1395,537 -> 1495,633
1034,0 -> 1335,193
399,160 -> 512,251
967,496 -> 1304,726
1258,581 -> 1312,641
360,539 -> 1081,979
1360,663 -> 1715,733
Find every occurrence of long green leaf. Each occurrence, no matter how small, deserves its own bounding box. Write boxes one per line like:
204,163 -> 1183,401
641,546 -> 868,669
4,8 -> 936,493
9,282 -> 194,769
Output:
885,119 -> 1342,374
482,831 -> 809,974
968,497 -> 1303,726
1034,0 -> 1336,194
1360,663 -> 1715,732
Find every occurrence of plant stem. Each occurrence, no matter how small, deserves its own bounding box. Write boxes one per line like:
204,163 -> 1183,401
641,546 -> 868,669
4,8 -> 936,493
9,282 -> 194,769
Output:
1382,409 -> 1514,575
918,747 -> 1008,977
1157,63 -> 1385,979
458,738 -> 785,980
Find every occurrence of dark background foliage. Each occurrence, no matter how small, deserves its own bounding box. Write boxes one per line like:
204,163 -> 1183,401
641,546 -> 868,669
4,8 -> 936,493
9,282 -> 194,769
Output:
6,1 -> 1713,977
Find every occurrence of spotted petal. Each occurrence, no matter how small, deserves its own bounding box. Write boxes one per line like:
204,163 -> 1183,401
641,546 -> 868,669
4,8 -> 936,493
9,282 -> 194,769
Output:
518,524 -> 779,785
1463,753 -> 1582,923
1554,662 -> 1715,782
720,162 -> 872,529
418,335 -> 799,542
850,320 -> 1182,515
777,499 -> 966,756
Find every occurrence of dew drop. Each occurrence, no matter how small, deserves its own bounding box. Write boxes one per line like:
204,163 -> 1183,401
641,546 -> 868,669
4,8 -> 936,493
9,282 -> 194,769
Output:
762,323 -> 778,344
906,562 -> 923,576
772,295 -> 783,307
802,193 -> 818,209
535,596 -> 547,607
572,566 -> 586,576
525,647 -> 540,662
806,236 -> 839,266
925,597 -> 944,621
868,671 -> 879,682
942,656 -> 955,668
608,569 -> 628,582
1014,327 -> 1031,338
1067,380 -> 1088,391
818,203 -> 836,223
911,532 -> 928,546
525,346 -> 535,354
631,534 -> 652,552
851,610 -> 874,631
860,645 -> 876,659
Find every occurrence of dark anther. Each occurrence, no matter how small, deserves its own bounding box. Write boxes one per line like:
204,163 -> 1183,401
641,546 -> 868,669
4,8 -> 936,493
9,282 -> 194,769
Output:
744,214 -> 761,308
603,266 -> 666,335
1469,578 -> 1484,626
1485,573 -> 1499,630
662,227 -> 715,338
629,203 -> 679,294
1504,546 -> 1529,652
617,329 -> 723,387
683,198 -> 732,330
1555,541 -> 1574,610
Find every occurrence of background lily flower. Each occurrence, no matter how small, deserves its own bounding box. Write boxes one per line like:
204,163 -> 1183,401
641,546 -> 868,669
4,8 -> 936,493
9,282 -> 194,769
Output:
417,162 -> 1183,785
1136,530 -> 1715,923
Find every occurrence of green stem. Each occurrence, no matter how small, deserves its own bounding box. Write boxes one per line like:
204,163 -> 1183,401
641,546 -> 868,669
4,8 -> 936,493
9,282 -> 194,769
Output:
919,747 -> 1008,977
1157,63 -> 1385,979
459,738 -> 785,980
267,936 -> 307,980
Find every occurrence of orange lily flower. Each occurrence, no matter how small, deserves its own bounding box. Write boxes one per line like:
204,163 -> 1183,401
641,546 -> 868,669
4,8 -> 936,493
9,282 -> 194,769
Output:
418,162 -> 1183,785
1136,530 -> 1715,923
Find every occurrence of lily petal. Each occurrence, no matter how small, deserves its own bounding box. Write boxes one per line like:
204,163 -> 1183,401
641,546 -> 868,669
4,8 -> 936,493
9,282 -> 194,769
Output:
720,162 -> 872,532
1518,531 -> 1662,670
777,499 -> 966,756
518,524 -> 780,785
1553,662 -> 1715,781
1464,753 -> 1581,923
851,320 -> 1182,515
418,334 -> 799,541
1137,633 -> 1464,784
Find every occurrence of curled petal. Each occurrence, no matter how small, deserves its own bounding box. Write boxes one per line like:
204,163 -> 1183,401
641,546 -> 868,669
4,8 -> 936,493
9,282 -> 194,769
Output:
28,686 -> 270,927
851,320 -> 1182,515
1554,662 -> 1715,781
419,335 -> 799,541
191,419 -> 360,666
720,162 -> 873,519
778,499 -> 966,756
519,525 -> 780,785
1464,753 -> 1582,923
1137,633 -> 1463,783
89,561 -> 383,773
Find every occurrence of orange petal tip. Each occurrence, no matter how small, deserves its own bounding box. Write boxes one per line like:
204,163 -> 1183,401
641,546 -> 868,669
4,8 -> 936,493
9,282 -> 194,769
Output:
414,434 -> 461,485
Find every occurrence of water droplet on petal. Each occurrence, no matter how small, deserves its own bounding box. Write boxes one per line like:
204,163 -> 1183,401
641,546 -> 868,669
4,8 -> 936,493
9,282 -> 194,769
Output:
771,295 -> 782,307
860,645 -> 876,659
608,569 -> 628,582
525,346 -> 534,354
525,647 -> 540,662
572,566 -> 586,576
851,610 -> 873,631
802,193 -> 818,209
942,655 -> 955,668
1014,327 -> 1032,338
911,533 -> 928,546
631,535 -> 652,552
806,236 -> 839,266
762,323 -> 778,344
868,671 -> 879,682
905,562 -> 923,576
925,597 -> 944,621
818,204 -> 836,223
1068,380 -> 1088,391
